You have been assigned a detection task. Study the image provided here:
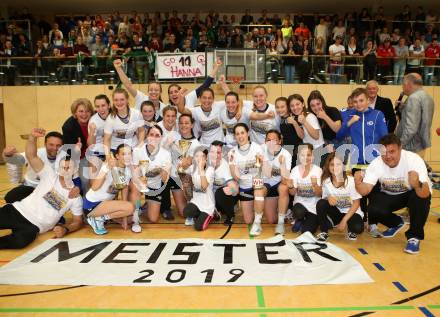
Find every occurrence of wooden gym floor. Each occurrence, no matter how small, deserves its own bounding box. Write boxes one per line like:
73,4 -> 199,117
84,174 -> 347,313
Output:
0,166 -> 439,317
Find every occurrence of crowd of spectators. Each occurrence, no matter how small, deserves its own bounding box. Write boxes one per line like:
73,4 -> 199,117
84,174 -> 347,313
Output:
0,6 -> 439,85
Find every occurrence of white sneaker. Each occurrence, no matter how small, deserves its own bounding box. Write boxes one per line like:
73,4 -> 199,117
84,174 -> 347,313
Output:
250,222 -> 262,236
369,224 -> 383,238
275,223 -> 285,235
185,217 -> 195,226
131,222 -> 142,233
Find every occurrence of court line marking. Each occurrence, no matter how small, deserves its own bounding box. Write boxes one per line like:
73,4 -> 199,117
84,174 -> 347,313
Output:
419,307 -> 436,317
373,263 -> 385,271
0,306 -> 416,314
358,248 -> 368,255
0,286 -> 87,298
393,281 -> 408,292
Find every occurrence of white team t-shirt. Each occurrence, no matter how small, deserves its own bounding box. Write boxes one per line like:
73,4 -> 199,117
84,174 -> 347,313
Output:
363,150 -> 432,195
189,102 -> 225,145
303,113 -> 325,149
261,144 -> 292,186
290,164 -> 322,214
88,112 -> 107,155
85,164 -> 133,202
103,108 -> 143,150
230,142 -> 264,189
329,44 -> 345,61
212,158 -> 233,191
132,145 -> 172,190
190,165 -> 215,215
243,101 -> 279,144
322,176 -> 364,218
134,90 -> 168,116
217,101 -> 250,149
21,148 -> 57,187
13,164 -> 83,233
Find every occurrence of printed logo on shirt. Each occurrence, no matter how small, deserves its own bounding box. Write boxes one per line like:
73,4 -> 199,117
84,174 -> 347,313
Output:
271,167 -> 281,177
335,195 -> 352,209
238,160 -> 257,175
115,128 -> 136,139
200,118 -> 221,132
381,178 -> 408,193
250,120 -> 274,135
297,184 -> 315,198
367,121 -> 374,126
224,122 -> 235,133
145,166 -> 162,178
193,187 -> 207,193
43,189 -> 67,211
214,177 -> 226,187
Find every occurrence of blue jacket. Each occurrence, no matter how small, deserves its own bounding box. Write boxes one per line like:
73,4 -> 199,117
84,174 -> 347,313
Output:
337,107 -> 388,164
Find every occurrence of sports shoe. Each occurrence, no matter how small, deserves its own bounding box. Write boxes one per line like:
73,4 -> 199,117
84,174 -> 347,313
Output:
224,216 -> 234,226
131,209 -> 142,233
275,223 -> 285,235
185,217 -> 194,226
382,218 -> 405,238
400,209 -> 410,224
346,232 -> 357,241
249,222 -> 262,236
87,216 -> 107,235
285,209 -> 294,224
369,224 -> 383,238
316,232 -> 329,242
404,238 -> 420,254
162,209 -> 175,220
291,219 -> 302,233
213,209 -> 221,222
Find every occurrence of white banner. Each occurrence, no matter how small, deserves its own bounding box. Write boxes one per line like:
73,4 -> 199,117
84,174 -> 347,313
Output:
156,52 -> 206,79
0,233 -> 372,287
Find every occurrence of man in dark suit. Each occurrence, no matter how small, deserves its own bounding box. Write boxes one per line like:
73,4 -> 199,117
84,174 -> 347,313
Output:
366,80 -> 397,133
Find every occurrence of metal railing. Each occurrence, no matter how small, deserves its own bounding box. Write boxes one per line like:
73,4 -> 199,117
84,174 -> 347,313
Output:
0,53 -> 438,86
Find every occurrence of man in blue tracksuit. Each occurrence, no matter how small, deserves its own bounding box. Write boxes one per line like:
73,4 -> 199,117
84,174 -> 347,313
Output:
336,88 -> 388,165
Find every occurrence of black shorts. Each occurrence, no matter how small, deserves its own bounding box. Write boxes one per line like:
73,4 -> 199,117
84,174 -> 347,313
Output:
168,177 -> 182,191
239,188 -> 254,201
264,182 -> 280,198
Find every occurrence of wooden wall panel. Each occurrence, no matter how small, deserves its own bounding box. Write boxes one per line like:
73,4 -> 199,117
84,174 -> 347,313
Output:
3,87 -> 38,152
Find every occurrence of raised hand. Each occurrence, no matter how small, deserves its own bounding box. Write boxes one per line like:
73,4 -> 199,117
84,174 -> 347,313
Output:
113,59 -> 123,68
3,145 -> 17,157
30,128 -> 46,138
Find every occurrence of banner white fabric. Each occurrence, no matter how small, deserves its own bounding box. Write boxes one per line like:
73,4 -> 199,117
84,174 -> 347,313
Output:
0,233 -> 372,287
156,52 -> 206,79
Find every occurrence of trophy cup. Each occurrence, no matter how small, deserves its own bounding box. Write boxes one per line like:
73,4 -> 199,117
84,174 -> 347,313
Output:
175,140 -> 194,200
252,155 -> 264,189
138,160 -> 150,194
177,140 -> 192,173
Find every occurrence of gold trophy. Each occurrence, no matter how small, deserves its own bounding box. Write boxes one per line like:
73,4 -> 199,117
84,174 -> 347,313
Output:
175,139 -> 193,200
138,160 -> 150,194
177,140 -> 192,173
109,153 -> 127,190
252,156 -> 264,189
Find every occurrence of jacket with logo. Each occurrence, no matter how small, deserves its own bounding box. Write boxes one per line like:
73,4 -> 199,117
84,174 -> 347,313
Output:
337,107 -> 388,164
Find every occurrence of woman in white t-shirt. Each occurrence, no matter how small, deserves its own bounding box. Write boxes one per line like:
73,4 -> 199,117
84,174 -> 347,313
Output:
262,130 -> 292,235
131,125 -> 172,228
228,123 -> 265,236
113,59 -> 167,117
167,113 -> 201,225
103,88 -> 145,157
177,87 -> 225,145
87,94 -> 112,178
140,100 -> 162,130
288,143 -> 322,234
316,153 -> 364,242
243,86 -> 279,144
183,147 -> 216,231
84,144 -> 135,235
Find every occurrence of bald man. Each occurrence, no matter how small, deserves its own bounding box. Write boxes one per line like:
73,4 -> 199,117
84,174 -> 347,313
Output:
395,73 -> 435,159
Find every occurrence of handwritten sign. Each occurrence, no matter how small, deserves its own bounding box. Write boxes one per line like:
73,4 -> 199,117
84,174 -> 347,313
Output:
156,52 -> 206,79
